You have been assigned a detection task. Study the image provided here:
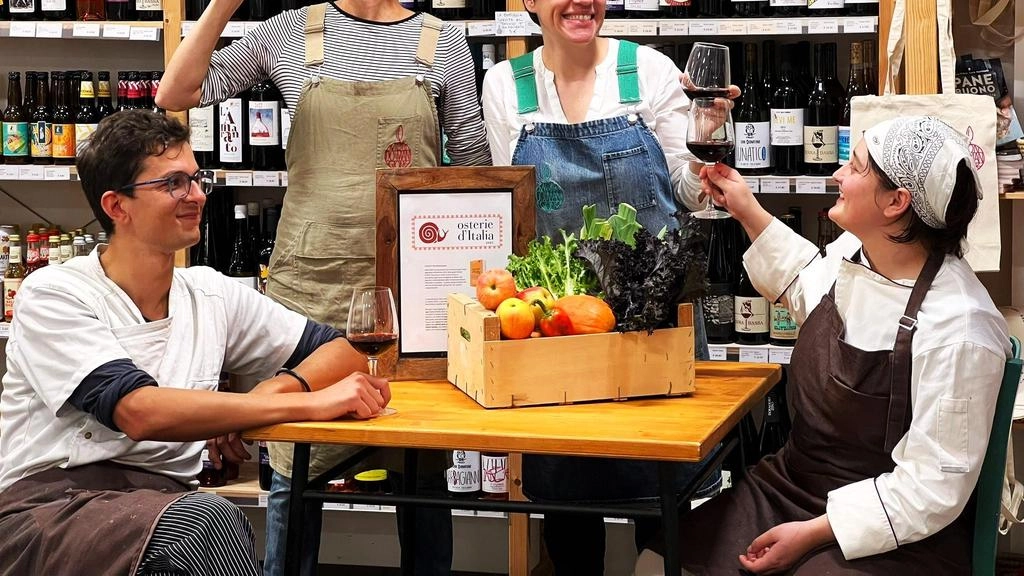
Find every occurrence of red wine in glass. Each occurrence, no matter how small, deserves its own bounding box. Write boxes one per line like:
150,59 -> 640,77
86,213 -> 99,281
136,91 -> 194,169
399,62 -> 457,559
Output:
348,332 -> 399,357
688,141 -> 735,164
683,87 -> 732,100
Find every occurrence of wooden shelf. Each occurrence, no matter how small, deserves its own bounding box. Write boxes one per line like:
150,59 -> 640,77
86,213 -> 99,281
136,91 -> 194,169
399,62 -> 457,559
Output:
0,20 -> 162,40
1001,192 -> 1024,200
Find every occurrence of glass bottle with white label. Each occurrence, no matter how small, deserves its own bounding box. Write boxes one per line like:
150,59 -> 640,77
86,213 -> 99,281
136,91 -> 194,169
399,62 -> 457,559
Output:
734,265 -> 769,346
445,449 -> 481,498
189,105 -> 218,169
735,43 -> 771,176
803,44 -> 838,176
770,44 -> 804,176
480,452 -> 508,500
838,42 -> 868,166
430,0 -> 468,20
42,0 -> 73,20
4,235 -> 25,323
248,80 -> 283,171
10,0 -> 40,20
218,97 -> 248,170
227,204 -> 258,289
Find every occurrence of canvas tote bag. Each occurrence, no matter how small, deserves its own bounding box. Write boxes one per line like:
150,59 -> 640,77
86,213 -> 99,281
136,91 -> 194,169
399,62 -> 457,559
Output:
850,0 -> 1001,271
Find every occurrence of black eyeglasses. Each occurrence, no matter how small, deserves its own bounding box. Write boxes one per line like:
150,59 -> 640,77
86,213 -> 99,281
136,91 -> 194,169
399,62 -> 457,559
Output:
117,169 -> 216,200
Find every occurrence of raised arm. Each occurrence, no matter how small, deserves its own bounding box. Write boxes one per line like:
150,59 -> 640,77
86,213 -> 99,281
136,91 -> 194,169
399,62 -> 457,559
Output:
157,0 -> 243,111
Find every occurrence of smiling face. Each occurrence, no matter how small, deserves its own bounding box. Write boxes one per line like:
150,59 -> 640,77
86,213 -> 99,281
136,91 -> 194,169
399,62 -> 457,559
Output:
526,0 -> 605,44
829,140 -> 908,238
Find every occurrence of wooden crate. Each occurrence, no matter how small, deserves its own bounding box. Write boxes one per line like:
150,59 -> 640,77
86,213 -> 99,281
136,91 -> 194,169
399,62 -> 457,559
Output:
446,293 -> 696,408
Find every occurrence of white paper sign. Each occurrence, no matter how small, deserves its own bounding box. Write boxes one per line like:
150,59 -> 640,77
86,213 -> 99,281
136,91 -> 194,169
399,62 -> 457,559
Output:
688,21 -> 720,35
743,177 -> 761,194
708,346 -> 728,361
44,166 -> 71,180
280,171 -> 288,187
245,22 -> 262,35
10,22 -> 37,38
775,20 -> 802,34
808,19 -> 839,34
601,20 -> 629,35
0,323 -> 9,339
718,21 -> 747,35
795,177 -> 827,194
739,347 -> 770,364
19,166 -> 45,180
844,17 -> 876,33
103,24 -> 131,38
225,172 -> 254,187
658,20 -> 688,36
768,347 -> 793,365
398,192 -> 513,354
129,26 -> 159,41
0,166 -> 19,180
322,502 -> 350,511
35,22 -> 63,38
252,171 -> 280,187
747,21 -> 779,35
494,11 -> 530,37
467,21 -> 496,36
73,22 -> 102,37
223,21 -> 246,37
258,494 -> 268,507
181,21 -> 195,37
760,177 -> 791,194
627,21 -> 659,36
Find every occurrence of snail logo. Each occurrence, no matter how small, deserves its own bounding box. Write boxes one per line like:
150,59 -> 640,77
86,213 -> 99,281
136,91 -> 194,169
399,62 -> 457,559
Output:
964,126 -> 986,170
744,123 -> 756,138
418,222 -> 448,244
384,125 -> 413,168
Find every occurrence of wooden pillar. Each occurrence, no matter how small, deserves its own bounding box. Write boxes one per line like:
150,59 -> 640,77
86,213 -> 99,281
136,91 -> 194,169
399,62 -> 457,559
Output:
506,0 -> 529,59
507,452 -> 529,576
903,0 -> 939,94
162,0 -> 190,267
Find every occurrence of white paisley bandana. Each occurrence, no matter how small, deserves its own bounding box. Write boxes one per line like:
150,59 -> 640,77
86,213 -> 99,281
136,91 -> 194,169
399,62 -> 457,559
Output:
863,116 -> 984,229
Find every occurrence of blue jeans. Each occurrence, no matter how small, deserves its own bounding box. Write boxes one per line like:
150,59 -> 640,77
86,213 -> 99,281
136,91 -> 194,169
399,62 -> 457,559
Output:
264,470 -> 454,576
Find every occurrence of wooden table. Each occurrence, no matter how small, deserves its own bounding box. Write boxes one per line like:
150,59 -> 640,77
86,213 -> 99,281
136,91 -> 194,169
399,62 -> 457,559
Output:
245,361 -> 781,576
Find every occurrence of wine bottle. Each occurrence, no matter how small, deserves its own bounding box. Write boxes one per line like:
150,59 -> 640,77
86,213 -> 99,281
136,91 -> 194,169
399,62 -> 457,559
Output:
735,44 -> 771,176
758,382 -> 790,458
863,39 -> 877,96
806,0 -> 843,16
430,0 -> 469,19
838,42 -> 867,166
845,0 -> 878,15
734,266 -> 769,346
75,71 -> 99,152
625,0 -> 659,18
218,97 -> 248,170
95,71 -> 115,120
605,0 -> 626,17
732,0 -> 770,18
472,0 -> 496,19
770,44 -> 803,177
661,0 -> 692,18
226,204 -> 257,289
42,0 -> 73,20
257,204 -> 279,294
135,0 -> 160,20
768,0 -> 803,17
185,0 -> 208,19
248,0 -> 278,20
248,80 -> 283,171
246,201 -> 261,261
77,0 -> 106,19
803,44 -> 838,176
192,201 -> 219,269
9,0 -> 40,20
150,71 -> 163,114
445,450 -> 481,498
125,71 -> 143,110
4,235 -> 25,322
3,72 -> 30,166
823,43 -> 845,105
31,72 -> 52,165
702,218 -> 735,345
115,71 -> 130,111
188,105 -> 217,169
480,452 -> 508,500
105,0 -> 134,21
769,213 -> 800,347
759,40 -> 775,116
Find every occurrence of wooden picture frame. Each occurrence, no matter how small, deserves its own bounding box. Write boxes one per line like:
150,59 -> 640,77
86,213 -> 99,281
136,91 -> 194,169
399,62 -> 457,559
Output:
375,166 -> 536,381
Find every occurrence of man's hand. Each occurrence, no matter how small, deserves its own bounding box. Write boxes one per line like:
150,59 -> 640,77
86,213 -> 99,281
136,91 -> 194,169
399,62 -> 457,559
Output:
207,432 -> 251,469
738,516 -> 835,574
310,372 -> 391,420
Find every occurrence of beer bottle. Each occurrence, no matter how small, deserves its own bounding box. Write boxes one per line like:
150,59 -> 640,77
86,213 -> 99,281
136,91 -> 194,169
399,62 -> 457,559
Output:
116,72 -> 131,111
445,450 -> 481,498
3,73 -> 30,166
47,235 -> 60,266
75,71 -> 100,152
59,233 -> 72,263
4,234 -> 26,322
31,72 -> 52,165
150,71 -> 164,114
95,72 -> 115,120
24,233 -> 44,276
52,73 -> 77,166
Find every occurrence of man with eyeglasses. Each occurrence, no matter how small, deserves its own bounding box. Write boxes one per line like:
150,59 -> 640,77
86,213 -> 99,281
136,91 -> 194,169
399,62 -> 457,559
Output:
0,110 -> 391,576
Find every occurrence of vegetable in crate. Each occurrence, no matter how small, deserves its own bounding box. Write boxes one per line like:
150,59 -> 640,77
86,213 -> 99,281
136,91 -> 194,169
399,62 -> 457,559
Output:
506,230 -> 598,299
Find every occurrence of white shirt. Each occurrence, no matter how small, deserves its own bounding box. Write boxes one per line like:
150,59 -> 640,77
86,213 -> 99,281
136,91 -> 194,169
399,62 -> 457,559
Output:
745,219 -> 1009,560
0,247 -> 307,491
481,38 -> 703,211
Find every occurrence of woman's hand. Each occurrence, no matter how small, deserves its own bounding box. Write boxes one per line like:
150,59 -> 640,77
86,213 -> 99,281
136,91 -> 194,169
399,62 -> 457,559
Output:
738,516 -> 836,574
701,163 -> 774,241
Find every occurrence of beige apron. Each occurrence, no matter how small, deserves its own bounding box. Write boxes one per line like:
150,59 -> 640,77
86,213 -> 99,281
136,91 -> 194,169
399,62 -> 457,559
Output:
267,3 -> 441,478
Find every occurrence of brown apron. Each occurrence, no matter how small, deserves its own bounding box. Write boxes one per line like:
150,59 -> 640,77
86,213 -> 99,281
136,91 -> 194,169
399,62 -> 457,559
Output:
672,251 -> 974,574
0,463 -> 189,576
266,4 -> 442,479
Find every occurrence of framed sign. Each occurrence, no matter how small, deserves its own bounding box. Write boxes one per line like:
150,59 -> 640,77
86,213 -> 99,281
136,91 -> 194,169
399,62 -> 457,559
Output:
376,166 -> 536,380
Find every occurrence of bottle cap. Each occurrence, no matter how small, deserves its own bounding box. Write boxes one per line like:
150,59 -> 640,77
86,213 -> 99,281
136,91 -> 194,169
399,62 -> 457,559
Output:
234,205 -> 247,219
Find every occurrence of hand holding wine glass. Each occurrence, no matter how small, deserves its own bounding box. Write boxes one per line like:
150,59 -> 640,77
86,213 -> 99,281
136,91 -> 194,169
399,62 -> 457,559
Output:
687,98 -> 735,220
347,286 -> 399,378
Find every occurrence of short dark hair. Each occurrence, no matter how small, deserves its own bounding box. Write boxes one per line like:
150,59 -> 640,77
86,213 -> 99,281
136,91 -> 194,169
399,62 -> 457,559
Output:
76,110 -> 191,236
871,155 -> 979,258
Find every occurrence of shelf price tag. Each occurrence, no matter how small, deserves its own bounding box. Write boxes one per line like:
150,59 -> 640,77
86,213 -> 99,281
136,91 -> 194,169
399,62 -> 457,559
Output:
0,166 -> 20,180
775,20 -> 802,35
495,11 -> 530,37
476,510 -> 505,518
759,177 -> 790,194
743,177 -> 761,194
258,494 -> 268,507
19,166 -> 45,180
627,20 -> 659,36
768,347 -> 793,365
718,21 -> 747,35
808,19 -> 838,34
225,172 -> 254,187
352,504 -> 381,512
688,21 -> 720,35
73,22 -> 101,37
103,24 -> 131,38
44,166 -> 72,180
708,345 -> 728,361
747,20 -> 779,34
600,20 -> 629,35
843,17 -> 876,33
223,21 -> 246,37
129,26 -> 160,41
252,171 -> 280,187
181,21 -> 195,37
659,20 -> 688,36
35,22 -> 63,38
280,171 -> 288,187
0,324 -> 9,340
467,21 -> 496,36
244,22 -> 262,35
10,21 -> 36,37
795,177 -> 826,194
739,347 -> 770,364
322,502 -> 350,511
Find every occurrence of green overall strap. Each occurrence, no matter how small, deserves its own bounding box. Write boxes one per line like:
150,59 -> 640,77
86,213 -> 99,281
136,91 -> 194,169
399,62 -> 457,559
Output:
510,52 -> 539,114
616,40 -> 641,105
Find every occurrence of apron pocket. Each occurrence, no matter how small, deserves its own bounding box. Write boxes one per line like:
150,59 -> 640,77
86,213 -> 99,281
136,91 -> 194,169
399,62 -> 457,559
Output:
377,116 -> 422,169
937,397 -> 970,473
824,375 -> 890,452
602,146 -> 657,210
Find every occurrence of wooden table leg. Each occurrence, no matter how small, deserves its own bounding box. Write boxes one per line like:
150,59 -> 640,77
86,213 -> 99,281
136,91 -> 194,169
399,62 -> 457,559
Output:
659,461 -> 682,576
507,452 -> 529,576
285,442 -> 311,576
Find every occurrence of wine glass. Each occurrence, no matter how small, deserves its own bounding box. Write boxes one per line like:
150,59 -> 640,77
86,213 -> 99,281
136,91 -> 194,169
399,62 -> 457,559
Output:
682,42 -> 731,100
347,286 -> 399,377
686,97 -> 735,220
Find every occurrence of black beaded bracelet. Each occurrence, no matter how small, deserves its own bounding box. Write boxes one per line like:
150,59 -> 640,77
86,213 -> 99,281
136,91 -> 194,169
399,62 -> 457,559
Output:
276,368 -> 311,393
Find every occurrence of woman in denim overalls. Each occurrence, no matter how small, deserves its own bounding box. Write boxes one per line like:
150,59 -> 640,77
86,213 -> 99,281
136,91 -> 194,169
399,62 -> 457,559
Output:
481,0 -> 738,572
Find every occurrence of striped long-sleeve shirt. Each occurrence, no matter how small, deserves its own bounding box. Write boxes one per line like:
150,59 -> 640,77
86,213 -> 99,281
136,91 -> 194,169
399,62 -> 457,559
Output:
199,4 -> 491,166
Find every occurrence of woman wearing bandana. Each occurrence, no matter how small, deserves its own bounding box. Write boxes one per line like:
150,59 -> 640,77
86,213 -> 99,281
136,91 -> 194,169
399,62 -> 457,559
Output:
637,116 -> 1010,574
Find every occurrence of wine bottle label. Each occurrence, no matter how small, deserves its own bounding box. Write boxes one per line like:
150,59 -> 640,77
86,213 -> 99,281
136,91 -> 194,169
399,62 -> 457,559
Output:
219,98 -> 243,164
625,0 -> 659,10
703,283 -> 734,327
4,277 -> 22,319
41,0 -> 67,9
735,121 -> 771,169
2,123 -> 30,157
446,450 -> 481,493
660,0 -> 692,6
230,275 -> 258,290
808,0 -> 843,8
803,125 -> 838,163
75,123 -> 99,149
10,0 -> 36,13
770,303 -> 799,340
481,454 -> 507,494
189,106 -> 216,153
770,0 -> 805,5
281,108 -> 292,151
137,0 -> 161,9
52,124 -> 76,159
770,109 -> 804,146
432,0 -> 466,7
837,125 -> 851,165
734,295 -> 768,334
248,100 -> 280,146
